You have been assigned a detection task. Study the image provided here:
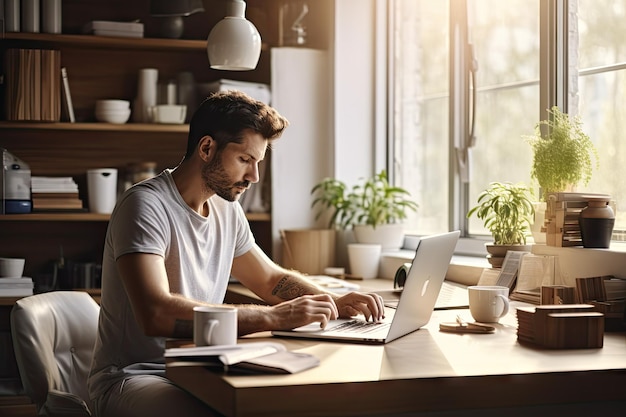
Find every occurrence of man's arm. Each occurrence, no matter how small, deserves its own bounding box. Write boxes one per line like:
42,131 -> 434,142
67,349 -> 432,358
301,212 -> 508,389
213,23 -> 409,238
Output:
116,252 -> 203,339
116,250 -> 339,338
231,245 -> 327,304
231,245 -> 385,325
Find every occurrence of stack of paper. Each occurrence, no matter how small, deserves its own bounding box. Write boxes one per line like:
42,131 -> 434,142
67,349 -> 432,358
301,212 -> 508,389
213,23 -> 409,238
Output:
83,21 -> 144,38
31,176 -> 83,211
0,277 -> 34,297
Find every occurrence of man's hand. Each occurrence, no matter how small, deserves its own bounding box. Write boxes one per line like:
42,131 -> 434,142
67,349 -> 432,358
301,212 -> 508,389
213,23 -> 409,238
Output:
268,294 -> 339,330
335,292 -> 385,322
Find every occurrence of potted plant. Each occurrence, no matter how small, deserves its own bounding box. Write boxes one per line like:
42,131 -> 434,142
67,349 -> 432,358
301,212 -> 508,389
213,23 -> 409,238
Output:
525,106 -> 599,202
467,181 -> 535,267
311,170 -> 419,250
523,106 -> 599,243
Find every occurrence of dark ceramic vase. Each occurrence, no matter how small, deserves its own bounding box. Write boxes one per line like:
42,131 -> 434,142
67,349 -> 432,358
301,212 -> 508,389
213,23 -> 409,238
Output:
579,198 -> 615,248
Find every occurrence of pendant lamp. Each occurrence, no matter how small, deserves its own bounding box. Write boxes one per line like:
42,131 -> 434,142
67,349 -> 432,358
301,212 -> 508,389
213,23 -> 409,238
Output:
207,0 -> 262,71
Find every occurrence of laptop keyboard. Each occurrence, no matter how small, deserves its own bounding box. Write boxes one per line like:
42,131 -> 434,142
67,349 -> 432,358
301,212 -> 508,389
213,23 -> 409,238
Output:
328,320 -> 390,334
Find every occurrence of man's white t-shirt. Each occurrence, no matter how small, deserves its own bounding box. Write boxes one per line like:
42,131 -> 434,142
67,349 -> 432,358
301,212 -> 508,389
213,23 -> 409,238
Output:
88,169 -> 254,399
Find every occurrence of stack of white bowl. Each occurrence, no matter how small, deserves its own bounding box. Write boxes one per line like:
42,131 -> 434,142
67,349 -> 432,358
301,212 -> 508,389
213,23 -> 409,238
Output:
95,100 -> 131,124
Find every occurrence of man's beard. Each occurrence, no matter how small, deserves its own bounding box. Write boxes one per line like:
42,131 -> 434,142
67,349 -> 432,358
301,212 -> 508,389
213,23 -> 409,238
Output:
201,153 -> 250,202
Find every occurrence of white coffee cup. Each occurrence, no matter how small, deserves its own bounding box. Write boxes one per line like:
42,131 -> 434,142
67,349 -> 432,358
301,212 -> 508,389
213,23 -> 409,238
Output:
468,285 -> 510,323
0,257 -> 26,277
193,306 -> 238,346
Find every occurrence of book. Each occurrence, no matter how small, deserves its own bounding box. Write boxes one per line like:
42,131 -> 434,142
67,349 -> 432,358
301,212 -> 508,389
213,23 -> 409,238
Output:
495,250 -> 530,290
0,288 -> 34,297
165,341 -> 319,374
61,67 -> 76,122
0,277 -> 34,297
4,48 -> 61,121
32,198 -> 83,210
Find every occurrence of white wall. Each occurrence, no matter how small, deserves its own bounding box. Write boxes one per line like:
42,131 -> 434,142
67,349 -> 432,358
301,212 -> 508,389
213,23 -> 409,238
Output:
270,48 -> 331,261
270,1 -> 383,263
332,0 -> 379,184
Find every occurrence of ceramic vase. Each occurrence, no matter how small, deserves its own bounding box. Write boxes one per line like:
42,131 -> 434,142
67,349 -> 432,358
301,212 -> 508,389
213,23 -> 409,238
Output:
133,68 -> 158,123
579,198 -> 614,248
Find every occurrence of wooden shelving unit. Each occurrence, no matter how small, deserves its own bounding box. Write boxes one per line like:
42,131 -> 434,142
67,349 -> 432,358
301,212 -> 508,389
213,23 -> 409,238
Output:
0,17 -> 273,278
0,121 -> 190,132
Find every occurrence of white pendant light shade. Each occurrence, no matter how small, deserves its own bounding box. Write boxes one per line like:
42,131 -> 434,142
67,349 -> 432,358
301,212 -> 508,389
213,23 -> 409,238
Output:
207,0 -> 262,71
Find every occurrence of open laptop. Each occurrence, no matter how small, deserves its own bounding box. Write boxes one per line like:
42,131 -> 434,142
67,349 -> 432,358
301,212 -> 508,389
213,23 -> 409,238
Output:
272,230 -> 461,344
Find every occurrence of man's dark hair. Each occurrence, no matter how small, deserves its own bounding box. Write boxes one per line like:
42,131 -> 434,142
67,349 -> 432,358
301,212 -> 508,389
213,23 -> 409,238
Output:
184,90 -> 289,159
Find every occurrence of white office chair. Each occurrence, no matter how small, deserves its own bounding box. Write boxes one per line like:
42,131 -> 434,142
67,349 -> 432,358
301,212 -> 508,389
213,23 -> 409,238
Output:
11,291 -> 100,416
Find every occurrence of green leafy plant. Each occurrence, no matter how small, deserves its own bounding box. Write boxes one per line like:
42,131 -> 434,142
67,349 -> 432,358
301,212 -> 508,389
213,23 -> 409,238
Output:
467,181 -> 535,245
311,170 -> 419,229
525,106 -> 599,201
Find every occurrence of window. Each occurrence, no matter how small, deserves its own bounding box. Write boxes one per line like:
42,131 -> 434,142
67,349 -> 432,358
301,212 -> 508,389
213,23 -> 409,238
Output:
575,0 -> 626,237
390,0 -> 626,242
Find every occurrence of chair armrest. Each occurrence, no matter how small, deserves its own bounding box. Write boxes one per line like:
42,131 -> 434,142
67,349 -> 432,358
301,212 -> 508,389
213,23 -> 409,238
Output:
40,389 -> 91,416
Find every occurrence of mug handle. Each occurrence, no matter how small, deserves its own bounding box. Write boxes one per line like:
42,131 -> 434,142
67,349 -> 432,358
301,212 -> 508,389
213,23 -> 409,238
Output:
495,294 -> 510,318
203,319 -> 219,345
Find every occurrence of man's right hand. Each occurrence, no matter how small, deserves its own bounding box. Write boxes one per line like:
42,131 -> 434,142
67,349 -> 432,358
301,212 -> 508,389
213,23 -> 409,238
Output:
270,294 -> 339,330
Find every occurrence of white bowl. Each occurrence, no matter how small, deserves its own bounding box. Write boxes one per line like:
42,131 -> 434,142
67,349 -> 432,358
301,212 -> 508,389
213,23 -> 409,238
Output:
95,99 -> 130,112
149,104 -> 187,124
96,108 -> 131,124
0,257 -> 25,277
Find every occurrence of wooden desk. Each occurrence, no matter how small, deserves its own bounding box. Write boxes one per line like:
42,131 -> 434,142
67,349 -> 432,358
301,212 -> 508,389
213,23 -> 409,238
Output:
166,303 -> 626,417
224,279 -> 401,305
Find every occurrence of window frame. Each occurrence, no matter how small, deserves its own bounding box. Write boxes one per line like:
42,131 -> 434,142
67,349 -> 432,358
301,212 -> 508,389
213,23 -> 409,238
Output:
385,0 -> 577,253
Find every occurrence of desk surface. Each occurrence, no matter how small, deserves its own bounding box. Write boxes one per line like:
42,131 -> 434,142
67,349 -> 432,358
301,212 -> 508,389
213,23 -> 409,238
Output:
166,296 -> 626,417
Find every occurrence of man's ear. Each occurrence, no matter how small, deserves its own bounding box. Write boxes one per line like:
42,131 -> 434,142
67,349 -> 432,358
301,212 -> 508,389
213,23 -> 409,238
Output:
197,135 -> 214,162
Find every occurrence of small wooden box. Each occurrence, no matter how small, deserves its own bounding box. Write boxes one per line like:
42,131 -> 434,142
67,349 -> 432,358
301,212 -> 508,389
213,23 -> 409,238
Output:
517,304 -> 604,349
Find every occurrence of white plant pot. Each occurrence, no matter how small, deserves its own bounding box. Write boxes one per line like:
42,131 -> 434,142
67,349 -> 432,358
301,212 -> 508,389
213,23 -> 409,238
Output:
353,224 -> 405,251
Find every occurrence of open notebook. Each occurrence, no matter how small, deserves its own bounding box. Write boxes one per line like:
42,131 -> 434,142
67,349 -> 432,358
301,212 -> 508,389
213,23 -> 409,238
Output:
272,231 -> 461,344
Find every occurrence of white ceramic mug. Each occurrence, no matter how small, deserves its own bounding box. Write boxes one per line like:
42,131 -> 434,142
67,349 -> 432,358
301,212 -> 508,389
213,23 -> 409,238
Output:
0,257 -> 25,277
468,285 -> 510,323
193,306 -> 238,346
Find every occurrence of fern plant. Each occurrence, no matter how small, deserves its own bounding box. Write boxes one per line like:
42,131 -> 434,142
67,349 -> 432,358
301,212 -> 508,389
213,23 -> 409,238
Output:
467,181 -> 535,245
311,170 -> 419,229
525,106 -> 599,201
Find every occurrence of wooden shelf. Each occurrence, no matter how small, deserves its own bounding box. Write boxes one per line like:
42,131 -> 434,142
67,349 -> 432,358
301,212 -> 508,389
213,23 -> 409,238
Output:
2,32 -> 208,52
0,296 -> 29,306
0,212 -> 270,222
1,32 -> 269,53
0,121 -> 189,133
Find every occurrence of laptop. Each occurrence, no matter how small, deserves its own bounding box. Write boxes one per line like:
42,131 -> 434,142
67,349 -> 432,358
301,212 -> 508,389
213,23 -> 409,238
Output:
272,230 -> 460,344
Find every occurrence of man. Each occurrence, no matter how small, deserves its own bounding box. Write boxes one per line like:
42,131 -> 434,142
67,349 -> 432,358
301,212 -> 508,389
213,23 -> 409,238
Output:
88,90 -> 385,417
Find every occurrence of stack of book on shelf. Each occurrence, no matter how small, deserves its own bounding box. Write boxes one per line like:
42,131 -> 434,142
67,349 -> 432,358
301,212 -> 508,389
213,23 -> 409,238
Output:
4,49 -> 61,121
543,192 -> 612,247
0,277 -> 34,297
31,176 -> 83,211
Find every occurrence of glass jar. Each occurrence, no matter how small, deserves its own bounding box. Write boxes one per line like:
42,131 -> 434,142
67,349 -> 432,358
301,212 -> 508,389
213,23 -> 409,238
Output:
124,162 -> 157,190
